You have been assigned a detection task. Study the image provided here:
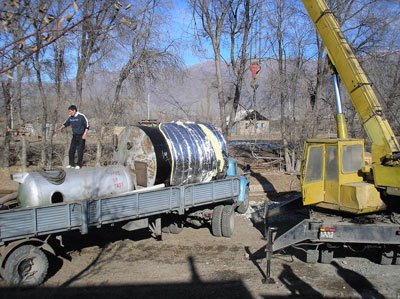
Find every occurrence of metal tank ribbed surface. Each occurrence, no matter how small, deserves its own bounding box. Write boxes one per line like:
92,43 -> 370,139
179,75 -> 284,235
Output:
160,121 -> 228,185
14,165 -> 133,208
113,121 -> 228,188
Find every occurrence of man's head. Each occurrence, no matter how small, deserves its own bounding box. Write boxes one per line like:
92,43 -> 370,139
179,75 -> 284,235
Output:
68,105 -> 78,116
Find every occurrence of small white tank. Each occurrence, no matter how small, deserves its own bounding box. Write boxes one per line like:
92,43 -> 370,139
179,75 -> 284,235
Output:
13,165 -> 133,208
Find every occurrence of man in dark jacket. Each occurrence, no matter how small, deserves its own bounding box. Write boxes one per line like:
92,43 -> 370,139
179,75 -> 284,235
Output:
56,105 -> 89,169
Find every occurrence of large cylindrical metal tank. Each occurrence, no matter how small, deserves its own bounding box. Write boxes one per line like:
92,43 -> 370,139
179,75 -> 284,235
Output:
113,121 -> 228,187
13,165 -> 133,208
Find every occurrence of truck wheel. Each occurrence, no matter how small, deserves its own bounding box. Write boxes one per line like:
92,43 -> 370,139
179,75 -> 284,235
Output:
221,205 -> 235,238
3,245 -> 48,286
395,247 -> 400,265
236,185 -> 250,214
211,205 -> 224,237
378,247 -> 394,265
168,221 -> 184,234
319,248 -> 334,264
162,216 -> 183,234
306,249 -> 319,264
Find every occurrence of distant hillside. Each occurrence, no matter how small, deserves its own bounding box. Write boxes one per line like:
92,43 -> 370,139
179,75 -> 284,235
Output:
10,58 -> 314,131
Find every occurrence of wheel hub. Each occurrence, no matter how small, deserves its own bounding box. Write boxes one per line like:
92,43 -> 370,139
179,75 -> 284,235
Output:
18,258 -> 37,281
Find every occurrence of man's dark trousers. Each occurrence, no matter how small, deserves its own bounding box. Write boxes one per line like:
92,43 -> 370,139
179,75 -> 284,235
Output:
69,134 -> 85,167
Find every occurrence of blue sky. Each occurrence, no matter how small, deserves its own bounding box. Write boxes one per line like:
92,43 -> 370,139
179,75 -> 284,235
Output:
170,0 -> 206,67
170,0 -> 224,67
169,0 -> 251,68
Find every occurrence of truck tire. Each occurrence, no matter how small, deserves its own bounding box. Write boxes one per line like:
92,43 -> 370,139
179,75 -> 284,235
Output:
162,226 -> 170,233
168,221 -> 184,234
2,245 -> 48,286
212,205 -> 224,237
378,247 -> 394,265
236,185 -> 250,214
395,247 -> 400,265
319,247 -> 334,264
221,205 -> 235,238
395,257 -> 400,265
306,249 -> 319,264
162,216 -> 184,234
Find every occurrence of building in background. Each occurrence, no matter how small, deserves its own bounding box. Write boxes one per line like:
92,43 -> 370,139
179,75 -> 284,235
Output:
230,107 -> 275,141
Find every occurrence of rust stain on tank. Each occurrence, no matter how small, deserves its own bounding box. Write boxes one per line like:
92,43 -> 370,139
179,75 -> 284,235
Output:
113,126 -> 158,188
143,137 -> 153,152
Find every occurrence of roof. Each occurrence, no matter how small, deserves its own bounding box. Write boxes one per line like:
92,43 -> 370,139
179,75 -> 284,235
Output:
234,107 -> 268,122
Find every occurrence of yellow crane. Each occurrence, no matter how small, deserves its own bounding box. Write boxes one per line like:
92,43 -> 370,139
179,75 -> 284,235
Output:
300,0 -> 400,214
262,2 -> 400,274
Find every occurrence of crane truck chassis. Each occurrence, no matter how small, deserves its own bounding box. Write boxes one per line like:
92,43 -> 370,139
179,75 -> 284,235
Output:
264,199 -> 400,267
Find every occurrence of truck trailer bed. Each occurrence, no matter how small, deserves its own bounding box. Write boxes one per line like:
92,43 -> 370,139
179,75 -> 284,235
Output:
0,177 -> 240,245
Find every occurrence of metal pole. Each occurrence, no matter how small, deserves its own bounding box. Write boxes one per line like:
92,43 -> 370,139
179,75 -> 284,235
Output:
333,73 -> 348,138
262,200 -> 276,284
263,226 -> 277,284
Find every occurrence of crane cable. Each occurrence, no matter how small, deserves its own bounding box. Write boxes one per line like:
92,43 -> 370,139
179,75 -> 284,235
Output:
249,1 -> 262,96
248,2 -> 263,156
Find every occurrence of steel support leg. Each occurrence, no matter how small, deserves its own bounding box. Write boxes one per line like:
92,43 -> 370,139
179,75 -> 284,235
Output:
263,200 -> 276,284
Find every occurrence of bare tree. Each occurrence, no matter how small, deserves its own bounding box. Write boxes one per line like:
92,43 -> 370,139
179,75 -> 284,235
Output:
14,61 -> 30,171
263,0 -> 296,171
189,0 -> 255,139
1,77 -> 12,167
47,1 -> 69,167
74,0 -> 120,108
190,0 -> 234,136
93,0 -> 183,165
225,0 -> 252,139
0,0 -> 88,167
0,0 -> 87,75
0,1 -> 31,167
33,58 -> 46,164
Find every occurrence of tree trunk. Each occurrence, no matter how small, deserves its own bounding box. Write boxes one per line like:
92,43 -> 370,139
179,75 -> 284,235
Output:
276,1 -> 292,172
63,131 -> 70,167
95,126 -> 106,166
75,66 -> 86,108
15,64 -> 28,171
196,0 -> 233,138
283,139 -> 292,173
50,40 -> 66,167
214,54 -> 227,136
1,81 -> 12,168
311,35 -> 326,138
226,0 -> 251,141
34,57 -> 48,167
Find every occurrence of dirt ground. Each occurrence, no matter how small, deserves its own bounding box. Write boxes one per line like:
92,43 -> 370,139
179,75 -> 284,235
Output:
0,160 -> 400,298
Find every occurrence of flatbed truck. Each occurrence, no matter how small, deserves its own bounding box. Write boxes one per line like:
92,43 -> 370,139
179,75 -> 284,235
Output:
0,169 -> 249,286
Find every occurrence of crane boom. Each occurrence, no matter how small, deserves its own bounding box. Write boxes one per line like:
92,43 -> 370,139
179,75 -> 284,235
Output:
301,0 -> 400,166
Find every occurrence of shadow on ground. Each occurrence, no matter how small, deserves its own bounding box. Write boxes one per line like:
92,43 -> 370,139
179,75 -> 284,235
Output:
0,254 -> 351,299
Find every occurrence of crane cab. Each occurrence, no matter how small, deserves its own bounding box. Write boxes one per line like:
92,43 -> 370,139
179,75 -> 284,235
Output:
300,139 -> 386,214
